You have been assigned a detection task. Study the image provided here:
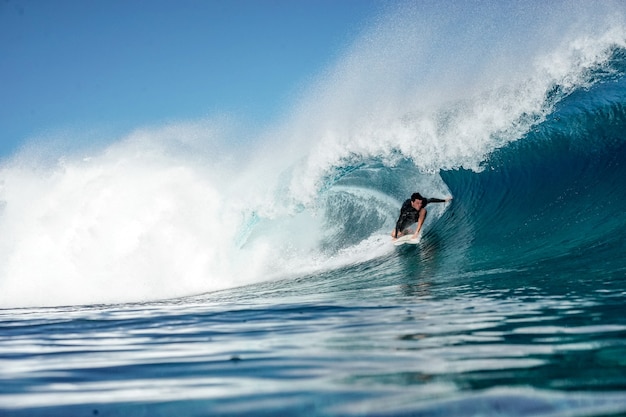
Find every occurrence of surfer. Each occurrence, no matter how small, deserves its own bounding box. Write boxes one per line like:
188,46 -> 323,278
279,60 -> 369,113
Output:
392,193 -> 452,240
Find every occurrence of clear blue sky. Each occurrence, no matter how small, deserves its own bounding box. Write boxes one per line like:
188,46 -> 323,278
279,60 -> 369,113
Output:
0,0 -> 381,156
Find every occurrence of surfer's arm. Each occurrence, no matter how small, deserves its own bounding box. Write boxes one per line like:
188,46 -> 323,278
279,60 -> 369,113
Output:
427,196 -> 453,204
392,201 -> 412,238
393,214 -> 406,239
412,208 -> 427,239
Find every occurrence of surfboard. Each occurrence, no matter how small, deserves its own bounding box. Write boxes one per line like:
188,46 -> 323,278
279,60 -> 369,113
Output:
393,235 -> 420,246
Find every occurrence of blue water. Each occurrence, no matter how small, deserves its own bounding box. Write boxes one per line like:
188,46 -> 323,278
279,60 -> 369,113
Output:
2,2 -> 626,416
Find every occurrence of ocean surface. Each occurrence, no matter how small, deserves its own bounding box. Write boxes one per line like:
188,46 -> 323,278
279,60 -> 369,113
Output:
2,2 -> 626,416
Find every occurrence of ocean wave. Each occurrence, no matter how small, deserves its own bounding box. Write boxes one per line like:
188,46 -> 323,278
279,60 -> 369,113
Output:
1,2 -> 626,308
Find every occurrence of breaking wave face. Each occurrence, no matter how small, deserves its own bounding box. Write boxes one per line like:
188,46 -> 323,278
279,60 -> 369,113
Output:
2,1 -> 626,308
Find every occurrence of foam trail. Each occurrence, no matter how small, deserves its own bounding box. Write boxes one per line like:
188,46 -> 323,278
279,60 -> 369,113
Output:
1,1 -> 625,308
0,122 -> 257,308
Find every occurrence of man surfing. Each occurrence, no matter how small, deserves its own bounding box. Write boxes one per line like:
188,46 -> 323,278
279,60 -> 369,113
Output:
392,192 -> 452,242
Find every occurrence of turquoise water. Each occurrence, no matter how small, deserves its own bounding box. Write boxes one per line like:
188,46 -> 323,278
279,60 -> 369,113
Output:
2,265 -> 625,416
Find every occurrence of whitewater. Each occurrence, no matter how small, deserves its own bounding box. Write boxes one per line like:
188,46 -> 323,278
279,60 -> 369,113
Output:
2,1 -> 626,416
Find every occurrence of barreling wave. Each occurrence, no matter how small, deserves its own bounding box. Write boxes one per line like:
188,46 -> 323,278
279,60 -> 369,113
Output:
1,1 -> 626,308
440,64 -> 626,274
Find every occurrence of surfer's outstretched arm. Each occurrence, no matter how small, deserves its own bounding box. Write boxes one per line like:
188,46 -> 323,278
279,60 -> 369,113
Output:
427,196 -> 453,204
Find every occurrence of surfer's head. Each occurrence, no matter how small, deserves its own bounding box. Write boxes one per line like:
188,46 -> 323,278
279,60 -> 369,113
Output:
410,193 -> 423,202
410,193 -> 425,210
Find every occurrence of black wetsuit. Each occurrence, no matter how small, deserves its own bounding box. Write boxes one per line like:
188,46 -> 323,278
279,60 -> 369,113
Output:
394,198 -> 446,238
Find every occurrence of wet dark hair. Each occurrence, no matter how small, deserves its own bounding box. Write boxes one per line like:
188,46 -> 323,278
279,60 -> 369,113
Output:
411,192 -> 428,207
410,193 -> 423,202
